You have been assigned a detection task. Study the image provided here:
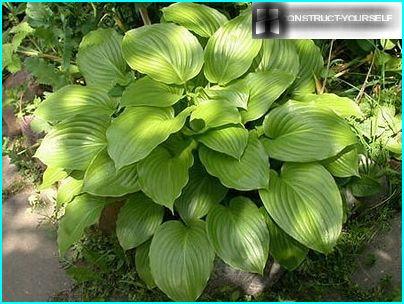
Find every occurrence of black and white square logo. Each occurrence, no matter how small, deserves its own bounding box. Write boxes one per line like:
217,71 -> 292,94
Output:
252,3 -> 288,38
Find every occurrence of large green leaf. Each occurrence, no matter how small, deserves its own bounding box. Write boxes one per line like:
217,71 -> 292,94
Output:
197,79 -> 249,109
39,167 -> 69,190
56,174 -> 83,206
241,70 -> 295,122
138,140 -> 194,210
263,101 -> 357,162
259,163 -> 343,254
197,124 -> 248,159
121,76 -> 184,107
34,85 -> 117,123
290,40 -> 323,96
199,131 -> 269,190
35,114 -> 110,170
162,3 -> 228,38
77,28 -> 131,91
58,194 -> 109,255
83,150 -> 140,197
260,208 -> 308,271
135,241 -> 156,289
206,197 -> 269,274
116,193 -> 164,250
106,106 -> 193,170
204,13 -> 262,85
322,147 -> 360,178
190,100 -> 241,133
296,93 -> 363,118
149,220 -> 215,301
175,163 -> 227,223
122,23 -> 203,85
254,40 -> 300,76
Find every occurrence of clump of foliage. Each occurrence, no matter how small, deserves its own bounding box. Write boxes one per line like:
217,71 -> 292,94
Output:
33,3 -> 399,301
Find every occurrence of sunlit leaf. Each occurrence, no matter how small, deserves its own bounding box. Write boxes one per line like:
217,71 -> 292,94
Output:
322,147 -> 360,178
56,174 -> 83,206
149,220 -> 214,301
162,2 -> 228,37
259,163 -> 343,253
39,167 -> 69,190
116,193 -> 164,250
122,23 -> 203,84
207,196 -> 269,274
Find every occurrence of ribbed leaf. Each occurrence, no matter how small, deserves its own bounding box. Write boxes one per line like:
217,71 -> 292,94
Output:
39,167 -> 69,190
35,114 -> 110,170
349,176 -> 382,197
199,131 -> 269,190
291,40 -> 323,96
77,28 -> 131,90
56,175 -> 83,206
149,220 -> 215,301
175,163 -> 227,223
190,101 -> 241,133
58,194 -> 109,255
297,93 -> 363,118
206,197 -> 269,274
259,163 -> 343,254
241,70 -> 295,122
34,85 -> 117,123
260,208 -> 308,271
263,101 -> 357,162
107,106 -> 193,170
254,40 -> 300,76
116,193 -> 164,250
135,240 -> 156,289
198,79 -> 249,109
162,3 -> 228,38
121,76 -> 184,107
83,150 -> 140,197
122,23 -> 203,85
197,124 -> 248,159
322,148 -> 359,178
204,13 -> 262,85
137,140 -> 194,210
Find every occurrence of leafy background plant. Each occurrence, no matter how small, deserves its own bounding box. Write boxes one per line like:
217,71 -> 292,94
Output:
2,2 -> 401,302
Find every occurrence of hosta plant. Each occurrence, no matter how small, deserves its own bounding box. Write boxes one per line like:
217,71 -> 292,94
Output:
34,3 -> 363,301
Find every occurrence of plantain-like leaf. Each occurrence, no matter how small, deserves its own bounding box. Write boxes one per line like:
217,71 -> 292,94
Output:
121,76 -> 184,107
116,193 -> 164,250
241,70 -> 295,122
190,100 -> 241,133
135,240 -> 156,289
39,166 -> 69,190
58,194 -> 109,255
263,101 -> 358,162
162,2 -> 228,38
175,163 -> 227,223
259,208 -> 308,271
197,124 -> 248,159
77,28 -> 131,91
106,106 -> 193,170
56,175 -> 83,206
149,219 -> 215,301
35,114 -> 110,170
34,85 -> 117,123
83,150 -> 140,197
204,13 -> 262,85
290,40 -> 323,96
122,23 -> 203,85
137,139 -> 195,210
198,79 -> 249,109
322,147 -> 360,178
296,93 -> 363,118
199,131 -> 269,190
259,163 -> 343,254
206,196 -> 269,274
349,175 -> 382,197
254,40 -> 300,76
